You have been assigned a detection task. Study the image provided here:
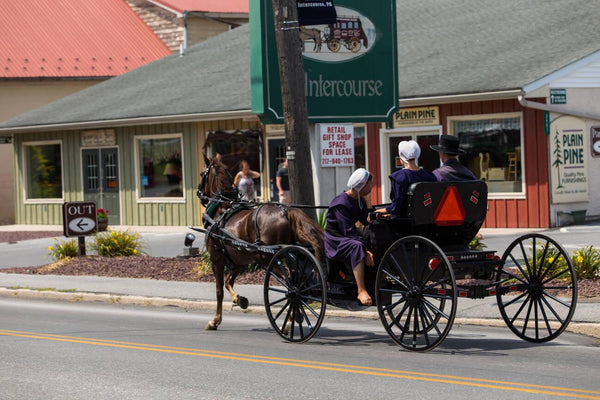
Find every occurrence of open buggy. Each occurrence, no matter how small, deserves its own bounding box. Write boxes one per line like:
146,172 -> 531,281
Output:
195,160 -> 577,352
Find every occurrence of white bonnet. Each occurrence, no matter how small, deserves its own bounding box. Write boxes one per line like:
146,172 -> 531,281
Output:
398,140 -> 421,162
347,168 -> 371,191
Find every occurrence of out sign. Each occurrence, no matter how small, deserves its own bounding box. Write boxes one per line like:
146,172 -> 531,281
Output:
63,201 -> 97,237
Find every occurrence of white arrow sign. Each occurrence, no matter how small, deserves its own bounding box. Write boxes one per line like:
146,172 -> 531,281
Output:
68,217 -> 96,233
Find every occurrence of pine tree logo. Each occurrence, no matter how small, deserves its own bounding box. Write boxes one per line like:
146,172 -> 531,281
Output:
552,128 -> 564,189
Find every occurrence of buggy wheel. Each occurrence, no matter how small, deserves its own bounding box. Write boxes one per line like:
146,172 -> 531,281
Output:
375,236 -> 457,351
348,38 -> 361,52
496,233 -> 577,342
327,39 -> 340,52
264,246 -> 326,343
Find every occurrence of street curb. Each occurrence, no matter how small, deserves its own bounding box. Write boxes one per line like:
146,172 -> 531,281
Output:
2,287 -> 599,340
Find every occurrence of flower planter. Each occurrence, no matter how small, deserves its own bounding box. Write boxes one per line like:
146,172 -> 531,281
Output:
97,219 -> 108,231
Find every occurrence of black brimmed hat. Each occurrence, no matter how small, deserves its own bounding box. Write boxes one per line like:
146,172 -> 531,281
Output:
430,135 -> 466,155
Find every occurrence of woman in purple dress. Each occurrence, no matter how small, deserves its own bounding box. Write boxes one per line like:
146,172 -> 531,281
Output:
325,168 -> 375,306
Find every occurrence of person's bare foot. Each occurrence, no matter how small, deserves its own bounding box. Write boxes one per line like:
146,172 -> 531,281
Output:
357,290 -> 372,306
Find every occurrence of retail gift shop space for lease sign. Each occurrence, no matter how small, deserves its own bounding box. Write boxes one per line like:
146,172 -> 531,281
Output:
320,123 -> 354,166
250,0 -> 398,124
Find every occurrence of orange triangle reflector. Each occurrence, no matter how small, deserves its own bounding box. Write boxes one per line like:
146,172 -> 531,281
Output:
434,186 -> 465,226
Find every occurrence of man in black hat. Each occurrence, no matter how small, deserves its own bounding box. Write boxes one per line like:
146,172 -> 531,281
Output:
430,135 -> 477,181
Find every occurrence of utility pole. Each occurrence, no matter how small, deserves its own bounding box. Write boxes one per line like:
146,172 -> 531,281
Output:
271,0 -> 316,219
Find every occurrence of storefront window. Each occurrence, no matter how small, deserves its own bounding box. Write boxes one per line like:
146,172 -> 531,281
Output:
24,142 -> 63,200
137,135 -> 183,199
205,129 -> 262,198
354,125 -> 366,169
450,114 -> 523,194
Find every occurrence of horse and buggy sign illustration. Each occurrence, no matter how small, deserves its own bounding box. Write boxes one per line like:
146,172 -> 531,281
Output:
191,155 -> 577,351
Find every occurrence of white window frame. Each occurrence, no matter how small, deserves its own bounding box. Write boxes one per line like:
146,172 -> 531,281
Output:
22,140 -> 65,204
379,125 -> 443,203
134,133 -> 186,203
448,112 -> 525,199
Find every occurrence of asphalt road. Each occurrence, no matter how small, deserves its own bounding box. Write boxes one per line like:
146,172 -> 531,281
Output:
1,298 -> 599,400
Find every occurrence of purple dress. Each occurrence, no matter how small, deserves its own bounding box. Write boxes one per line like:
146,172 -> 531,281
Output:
324,192 -> 369,270
386,168 -> 437,215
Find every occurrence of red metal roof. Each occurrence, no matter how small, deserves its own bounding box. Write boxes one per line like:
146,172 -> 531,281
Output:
0,0 -> 172,79
149,0 -> 249,14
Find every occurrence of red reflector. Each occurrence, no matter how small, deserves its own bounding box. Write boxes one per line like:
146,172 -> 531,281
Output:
470,195 -> 478,204
424,192 -> 431,199
486,254 -> 494,259
434,186 -> 466,226
447,255 -> 454,261
510,285 -> 517,291
488,289 -> 497,295
437,288 -> 446,295
424,198 -> 432,206
494,255 -> 501,261
459,291 -> 468,297
428,258 -> 440,270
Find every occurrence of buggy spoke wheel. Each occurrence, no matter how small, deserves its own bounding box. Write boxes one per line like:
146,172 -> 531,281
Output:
264,246 -> 326,343
375,236 -> 457,352
496,233 -> 577,342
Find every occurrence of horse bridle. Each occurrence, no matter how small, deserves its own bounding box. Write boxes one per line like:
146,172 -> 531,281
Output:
197,159 -> 239,207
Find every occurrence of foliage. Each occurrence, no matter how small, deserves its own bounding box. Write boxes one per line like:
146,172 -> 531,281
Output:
47,239 -> 79,260
90,230 -> 144,257
97,208 -> 109,221
571,246 -> 600,279
469,235 -> 487,251
190,250 -> 212,277
317,210 -> 327,230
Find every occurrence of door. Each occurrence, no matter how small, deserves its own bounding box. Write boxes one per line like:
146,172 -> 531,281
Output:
380,128 -> 441,203
82,148 -> 120,225
267,138 -> 286,202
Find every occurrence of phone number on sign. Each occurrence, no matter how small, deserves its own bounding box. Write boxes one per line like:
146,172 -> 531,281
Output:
321,157 -> 354,166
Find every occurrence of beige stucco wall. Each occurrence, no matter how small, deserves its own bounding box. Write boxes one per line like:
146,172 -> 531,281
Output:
0,79 -> 101,225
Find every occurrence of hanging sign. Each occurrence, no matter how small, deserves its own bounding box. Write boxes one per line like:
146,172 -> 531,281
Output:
251,0 -> 398,124
297,0 -> 337,25
320,123 -> 354,167
549,116 -> 589,203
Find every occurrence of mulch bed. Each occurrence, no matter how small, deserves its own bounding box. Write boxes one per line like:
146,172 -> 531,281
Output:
2,256 -> 267,285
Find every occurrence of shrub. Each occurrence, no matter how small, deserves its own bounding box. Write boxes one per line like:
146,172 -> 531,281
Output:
90,230 -> 145,257
469,235 -> 487,251
190,250 -> 212,277
47,239 -> 79,260
317,210 -> 327,230
571,245 -> 600,279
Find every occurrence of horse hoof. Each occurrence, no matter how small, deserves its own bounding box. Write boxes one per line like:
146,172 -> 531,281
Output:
205,322 -> 218,331
237,296 -> 249,310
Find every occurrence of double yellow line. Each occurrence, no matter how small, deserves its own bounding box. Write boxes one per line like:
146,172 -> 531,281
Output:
1,329 -> 599,399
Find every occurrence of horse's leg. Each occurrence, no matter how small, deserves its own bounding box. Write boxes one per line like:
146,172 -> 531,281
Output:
206,260 -> 225,331
225,267 -> 248,309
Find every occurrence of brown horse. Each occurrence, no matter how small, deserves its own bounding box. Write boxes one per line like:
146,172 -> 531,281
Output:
198,154 -> 324,331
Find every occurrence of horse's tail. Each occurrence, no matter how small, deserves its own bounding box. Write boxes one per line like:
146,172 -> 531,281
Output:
287,208 -> 325,262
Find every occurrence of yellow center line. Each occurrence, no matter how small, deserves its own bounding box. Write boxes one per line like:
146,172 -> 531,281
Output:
1,329 -> 599,399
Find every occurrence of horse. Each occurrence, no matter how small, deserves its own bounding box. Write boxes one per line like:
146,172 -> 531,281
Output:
299,27 -> 322,53
198,154 -> 325,331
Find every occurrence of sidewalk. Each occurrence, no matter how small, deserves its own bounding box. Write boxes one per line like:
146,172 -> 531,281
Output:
0,224 -> 599,339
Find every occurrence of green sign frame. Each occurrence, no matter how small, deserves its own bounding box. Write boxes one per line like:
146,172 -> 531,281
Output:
250,0 -> 398,124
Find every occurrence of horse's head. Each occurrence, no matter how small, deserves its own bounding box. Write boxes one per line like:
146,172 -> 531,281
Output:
197,153 -> 237,206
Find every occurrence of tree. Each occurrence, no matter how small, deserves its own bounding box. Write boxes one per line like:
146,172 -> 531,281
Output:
271,0 -> 316,218
552,128 -> 564,189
